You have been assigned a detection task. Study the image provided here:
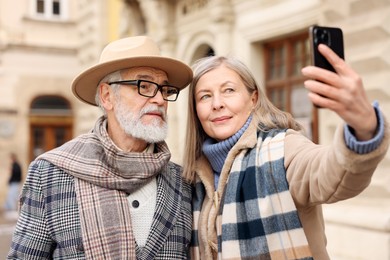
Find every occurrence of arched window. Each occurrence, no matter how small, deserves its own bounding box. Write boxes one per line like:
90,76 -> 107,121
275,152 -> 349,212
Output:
191,44 -> 215,64
31,95 -> 72,115
29,95 -> 73,161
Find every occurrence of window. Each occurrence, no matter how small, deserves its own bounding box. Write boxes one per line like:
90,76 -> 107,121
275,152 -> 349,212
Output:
31,0 -> 67,20
37,0 -> 45,14
29,96 -> 73,161
264,32 -> 318,142
53,0 -> 61,15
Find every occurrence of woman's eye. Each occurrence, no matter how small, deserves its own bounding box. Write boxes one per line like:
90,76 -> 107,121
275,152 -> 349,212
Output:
225,88 -> 235,93
198,94 -> 210,101
196,93 -> 211,101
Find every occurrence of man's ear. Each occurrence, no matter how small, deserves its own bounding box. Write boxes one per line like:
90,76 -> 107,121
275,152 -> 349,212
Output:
99,83 -> 114,111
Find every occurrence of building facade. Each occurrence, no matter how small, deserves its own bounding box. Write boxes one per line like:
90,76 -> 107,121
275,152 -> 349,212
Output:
0,0 -> 389,259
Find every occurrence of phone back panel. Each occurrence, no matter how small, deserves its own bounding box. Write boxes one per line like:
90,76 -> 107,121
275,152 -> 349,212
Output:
309,25 -> 344,72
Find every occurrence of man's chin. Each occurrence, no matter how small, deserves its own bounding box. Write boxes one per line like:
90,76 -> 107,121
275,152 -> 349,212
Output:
142,117 -> 166,127
128,125 -> 168,143
138,134 -> 167,143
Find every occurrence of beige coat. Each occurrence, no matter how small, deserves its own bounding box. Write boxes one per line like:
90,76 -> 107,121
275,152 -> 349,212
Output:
194,118 -> 389,260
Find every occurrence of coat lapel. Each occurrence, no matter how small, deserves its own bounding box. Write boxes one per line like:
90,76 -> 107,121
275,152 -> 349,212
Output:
136,163 -> 182,258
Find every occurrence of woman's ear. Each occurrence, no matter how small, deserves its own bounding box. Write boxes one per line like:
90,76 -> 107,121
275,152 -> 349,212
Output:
251,90 -> 258,107
99,83 -> 114,111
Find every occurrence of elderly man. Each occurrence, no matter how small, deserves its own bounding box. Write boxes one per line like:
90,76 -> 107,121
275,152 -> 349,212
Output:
8,36 -> 193,259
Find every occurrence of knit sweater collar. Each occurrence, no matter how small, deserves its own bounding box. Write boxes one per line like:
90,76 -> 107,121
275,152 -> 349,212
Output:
202,115 -> 252,173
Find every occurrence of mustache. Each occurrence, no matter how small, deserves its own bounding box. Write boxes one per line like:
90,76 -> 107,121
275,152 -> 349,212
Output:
139,105 -> 167,121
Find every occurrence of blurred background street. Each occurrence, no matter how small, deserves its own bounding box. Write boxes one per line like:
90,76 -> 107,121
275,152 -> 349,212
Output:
0,210 -> 17,259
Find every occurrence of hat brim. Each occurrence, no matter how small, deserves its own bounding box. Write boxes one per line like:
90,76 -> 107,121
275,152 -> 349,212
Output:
71,56 -> 193,106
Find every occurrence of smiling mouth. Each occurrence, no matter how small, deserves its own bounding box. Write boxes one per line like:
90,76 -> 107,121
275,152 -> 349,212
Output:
212,116 -> 230,123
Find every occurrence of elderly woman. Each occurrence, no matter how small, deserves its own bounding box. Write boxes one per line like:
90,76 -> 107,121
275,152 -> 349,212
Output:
183,44 -> 389,260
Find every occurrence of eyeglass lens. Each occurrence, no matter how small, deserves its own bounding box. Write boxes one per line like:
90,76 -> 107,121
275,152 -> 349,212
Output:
138,80 -> 179,101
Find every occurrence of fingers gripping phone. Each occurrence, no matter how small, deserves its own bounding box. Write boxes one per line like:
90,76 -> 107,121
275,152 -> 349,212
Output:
309,25 -> 344,72
309,25 -> 344,108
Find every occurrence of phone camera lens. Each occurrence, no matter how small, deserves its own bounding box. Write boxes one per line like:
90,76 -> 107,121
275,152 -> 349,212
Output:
320,30 -> 329,43
315,29 -> 331,46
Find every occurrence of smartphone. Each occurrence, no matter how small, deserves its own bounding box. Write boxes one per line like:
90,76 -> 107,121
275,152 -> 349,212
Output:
309,25 -> 344,72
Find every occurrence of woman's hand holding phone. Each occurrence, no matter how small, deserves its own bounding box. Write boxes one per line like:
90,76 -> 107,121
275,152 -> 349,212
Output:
302,43 -> 377,141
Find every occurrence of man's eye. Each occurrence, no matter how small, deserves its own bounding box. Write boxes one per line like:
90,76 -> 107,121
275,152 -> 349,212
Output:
165,88 -> 177,96
139,83 -> 148,89
140,83 -> 154,92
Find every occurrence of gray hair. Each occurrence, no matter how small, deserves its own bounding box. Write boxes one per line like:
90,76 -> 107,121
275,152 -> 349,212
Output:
182,55 -> 303,183
95,70 -> 122,112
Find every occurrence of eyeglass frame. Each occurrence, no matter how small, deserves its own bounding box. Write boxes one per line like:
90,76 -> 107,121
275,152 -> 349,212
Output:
107,79 -> 181,102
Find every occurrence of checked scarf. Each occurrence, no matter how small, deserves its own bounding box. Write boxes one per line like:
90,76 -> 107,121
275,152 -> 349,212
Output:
39,116 -> 170,259
192,129 -> 313,259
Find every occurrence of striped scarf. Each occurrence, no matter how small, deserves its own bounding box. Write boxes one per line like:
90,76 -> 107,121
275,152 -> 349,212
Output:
39,116 -> 170,259
192,129 -> 313,259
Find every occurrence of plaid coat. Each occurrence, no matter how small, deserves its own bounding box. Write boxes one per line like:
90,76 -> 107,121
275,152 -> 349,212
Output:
8,159 -> 192,259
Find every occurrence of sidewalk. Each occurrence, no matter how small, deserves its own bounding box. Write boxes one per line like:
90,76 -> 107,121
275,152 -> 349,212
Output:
0,210 -> 18,259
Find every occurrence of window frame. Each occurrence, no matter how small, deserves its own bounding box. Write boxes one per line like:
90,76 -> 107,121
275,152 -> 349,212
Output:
30,0 -> 68,20
29,95 -> 73,162
263,32 -> 319,143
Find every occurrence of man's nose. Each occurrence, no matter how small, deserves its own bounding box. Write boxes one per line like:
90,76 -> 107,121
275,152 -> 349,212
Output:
149,89 -> 166,104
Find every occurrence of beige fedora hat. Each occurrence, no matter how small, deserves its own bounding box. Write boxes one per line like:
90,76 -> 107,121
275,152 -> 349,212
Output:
71,36 -> 193,106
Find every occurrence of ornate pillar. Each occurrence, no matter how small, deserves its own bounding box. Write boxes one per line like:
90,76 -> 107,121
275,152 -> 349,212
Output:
207,0 -> 234,55
119,0 -> 146,37
137,0 -> 177,52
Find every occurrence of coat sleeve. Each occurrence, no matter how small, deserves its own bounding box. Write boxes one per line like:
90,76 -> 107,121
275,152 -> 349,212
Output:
7,160 -> 56,259
284,118 -> 389,208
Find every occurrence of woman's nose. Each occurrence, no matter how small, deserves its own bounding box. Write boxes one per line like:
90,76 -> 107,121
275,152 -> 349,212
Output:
212,96 -> 224,110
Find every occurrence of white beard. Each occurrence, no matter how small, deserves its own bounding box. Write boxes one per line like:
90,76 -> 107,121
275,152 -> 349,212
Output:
114,101 -> 168,143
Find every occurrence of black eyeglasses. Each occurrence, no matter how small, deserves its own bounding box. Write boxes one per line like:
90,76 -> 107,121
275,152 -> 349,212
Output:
108,80 -> 180,101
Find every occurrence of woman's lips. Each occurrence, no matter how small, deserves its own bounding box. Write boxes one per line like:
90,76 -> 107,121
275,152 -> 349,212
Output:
211,116 -> 231,123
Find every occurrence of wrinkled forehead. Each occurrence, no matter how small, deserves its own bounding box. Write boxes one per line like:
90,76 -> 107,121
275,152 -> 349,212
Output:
121,67 -> 169,81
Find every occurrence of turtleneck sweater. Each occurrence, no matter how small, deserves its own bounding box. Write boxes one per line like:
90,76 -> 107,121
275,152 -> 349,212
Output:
202,116 -> 252,190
